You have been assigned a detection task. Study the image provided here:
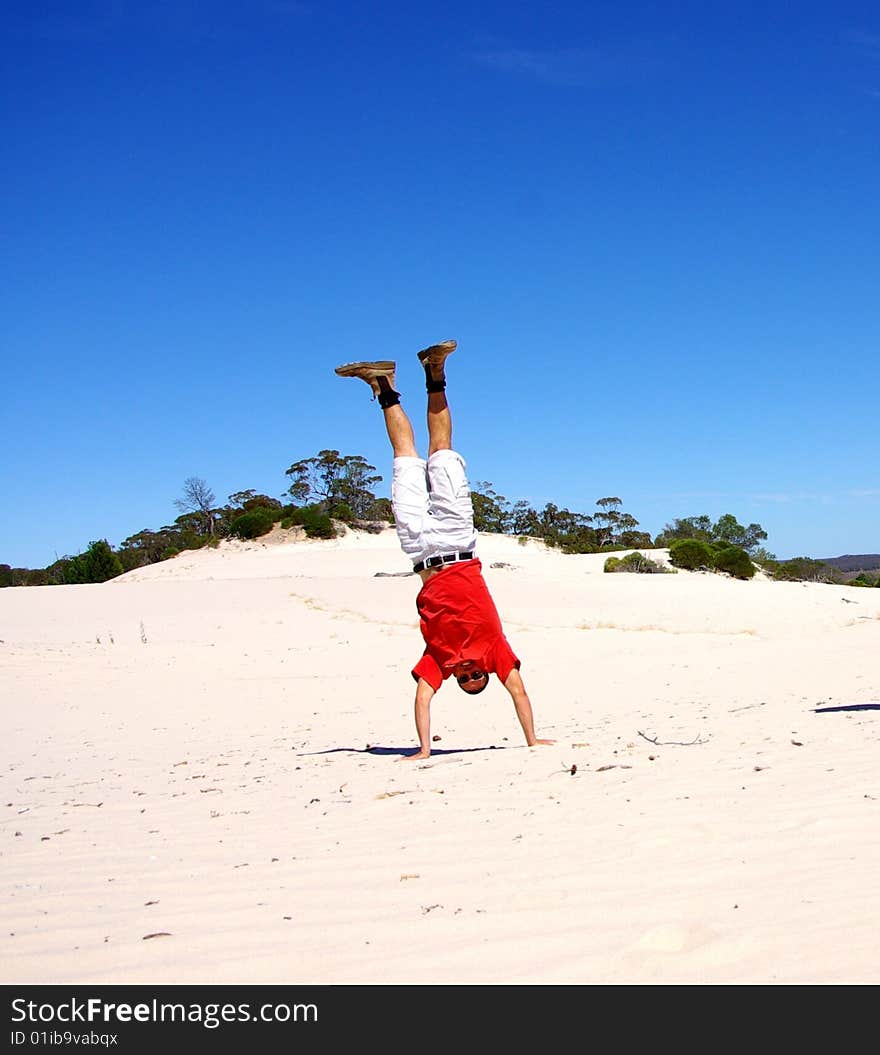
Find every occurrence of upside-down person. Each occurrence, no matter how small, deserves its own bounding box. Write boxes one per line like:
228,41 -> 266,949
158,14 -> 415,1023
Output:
335,339 -> 554,760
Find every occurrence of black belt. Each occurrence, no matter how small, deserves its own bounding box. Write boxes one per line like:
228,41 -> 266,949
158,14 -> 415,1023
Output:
413,551 -> 474,573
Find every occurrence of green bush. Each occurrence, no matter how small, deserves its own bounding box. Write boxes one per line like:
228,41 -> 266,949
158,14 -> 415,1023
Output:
669,538 -> 715,571
605,552 -> 667,574
281,505 -> 338,539
365,497 -> 393,521
769,557 -> 840,583
713,546 -> 755,580
327,501 -> 355,523
230,508 -> 276,540
620,551 -> 665,573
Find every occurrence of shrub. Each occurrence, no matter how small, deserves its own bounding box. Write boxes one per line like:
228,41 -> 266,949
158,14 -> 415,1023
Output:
365,497 -> 394,521
605,552 -> 667,574
619,551 -> 665,573
770,558 -> 841,583
669,538 -> 715,571
230,508 -> 276,540
713,546 -> 755,580
327,501 -> 355,523
281,505 -> 338,539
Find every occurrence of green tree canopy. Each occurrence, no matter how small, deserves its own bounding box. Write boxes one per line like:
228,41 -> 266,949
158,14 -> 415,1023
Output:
471,482 -> 511,533
63,540 -> 124,584
656,516 -> 714,545
712,514 -> 768,554
657,513 -> 768,555
285,450 -> 382,519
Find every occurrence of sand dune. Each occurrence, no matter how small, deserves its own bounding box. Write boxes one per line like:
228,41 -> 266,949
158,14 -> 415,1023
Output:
3,528 -> 879,983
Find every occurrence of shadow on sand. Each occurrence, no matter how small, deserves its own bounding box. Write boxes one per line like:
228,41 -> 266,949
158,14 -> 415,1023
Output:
814,703 -> 880,713
297,745 -> 508,758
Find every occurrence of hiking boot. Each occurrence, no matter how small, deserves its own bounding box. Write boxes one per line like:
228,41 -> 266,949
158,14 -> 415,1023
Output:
417,339 -> 456,385
334,360 -> 397,400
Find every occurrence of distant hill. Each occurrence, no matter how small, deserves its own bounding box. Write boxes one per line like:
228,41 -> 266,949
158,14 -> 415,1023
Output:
818,554 -> 880,574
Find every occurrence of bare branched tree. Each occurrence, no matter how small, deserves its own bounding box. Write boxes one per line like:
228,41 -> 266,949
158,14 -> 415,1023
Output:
174,477 -> 216,536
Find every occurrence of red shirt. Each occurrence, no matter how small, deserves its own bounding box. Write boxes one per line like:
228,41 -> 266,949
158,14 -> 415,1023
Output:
411,559 -> 520,691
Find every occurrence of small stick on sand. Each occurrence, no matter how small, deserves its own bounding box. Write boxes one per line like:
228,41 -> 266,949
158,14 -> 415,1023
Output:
637,731 -> 707,747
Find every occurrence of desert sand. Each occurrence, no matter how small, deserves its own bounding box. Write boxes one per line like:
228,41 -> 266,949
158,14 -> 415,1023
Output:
2,526 -> 879,984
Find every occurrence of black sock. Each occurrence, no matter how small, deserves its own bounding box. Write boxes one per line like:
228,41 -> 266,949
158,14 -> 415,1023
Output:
377,376 -> 401,409
423,364 -> 446,392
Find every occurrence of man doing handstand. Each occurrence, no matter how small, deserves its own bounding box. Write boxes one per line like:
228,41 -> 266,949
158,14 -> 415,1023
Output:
335,339 -> 553,760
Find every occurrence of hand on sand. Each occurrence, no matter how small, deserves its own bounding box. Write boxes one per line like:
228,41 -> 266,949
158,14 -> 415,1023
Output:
399,750 -> 431,762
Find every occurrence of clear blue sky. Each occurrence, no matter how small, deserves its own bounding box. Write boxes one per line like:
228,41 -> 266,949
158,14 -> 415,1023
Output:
2,1 -> 878,567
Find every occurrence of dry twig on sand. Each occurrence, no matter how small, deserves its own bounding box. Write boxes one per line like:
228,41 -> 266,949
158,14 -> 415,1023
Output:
637,730 -> 708,747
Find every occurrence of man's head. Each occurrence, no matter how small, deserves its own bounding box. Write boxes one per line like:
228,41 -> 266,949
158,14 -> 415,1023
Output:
454,662 -> 489,695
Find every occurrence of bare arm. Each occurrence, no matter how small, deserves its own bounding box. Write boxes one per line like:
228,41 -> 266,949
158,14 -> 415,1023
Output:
401,678 -> 436,761
503,668 -> 554,747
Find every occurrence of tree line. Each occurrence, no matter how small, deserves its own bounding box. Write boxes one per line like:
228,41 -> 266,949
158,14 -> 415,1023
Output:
1,450 -> 390,587
3,448 -> 870,588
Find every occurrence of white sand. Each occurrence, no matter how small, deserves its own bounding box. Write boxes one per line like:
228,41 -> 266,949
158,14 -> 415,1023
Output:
3,527 -> 879,984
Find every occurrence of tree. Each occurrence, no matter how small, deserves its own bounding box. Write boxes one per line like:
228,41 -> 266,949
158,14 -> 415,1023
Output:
285,450 -> 382,519
751,546 -> 777,565
656,513 -> 768,555
618,530 -> 654,548
539,504 -> 597,552
63,540 -> 124,584
712,514 -> 768,555
118,528 -> 180,569
593,497 -> 622,547
365,496 -> 393,522
470,482 -> 510,533
170,513 -> 213,548
227,490 -> 282,513
174,477 -> 217,537
509,500 -> 541,536
214,491 -> 283,537
656,516 -> 714,546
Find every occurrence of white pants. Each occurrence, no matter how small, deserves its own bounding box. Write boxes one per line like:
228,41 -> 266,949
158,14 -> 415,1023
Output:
392,449 -> 478,565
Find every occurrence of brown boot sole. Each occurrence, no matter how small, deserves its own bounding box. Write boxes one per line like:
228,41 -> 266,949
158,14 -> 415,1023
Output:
334,360 -> 397,379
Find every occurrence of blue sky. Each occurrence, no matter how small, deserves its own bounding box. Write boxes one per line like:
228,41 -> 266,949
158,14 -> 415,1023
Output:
2,1 -> 878,567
